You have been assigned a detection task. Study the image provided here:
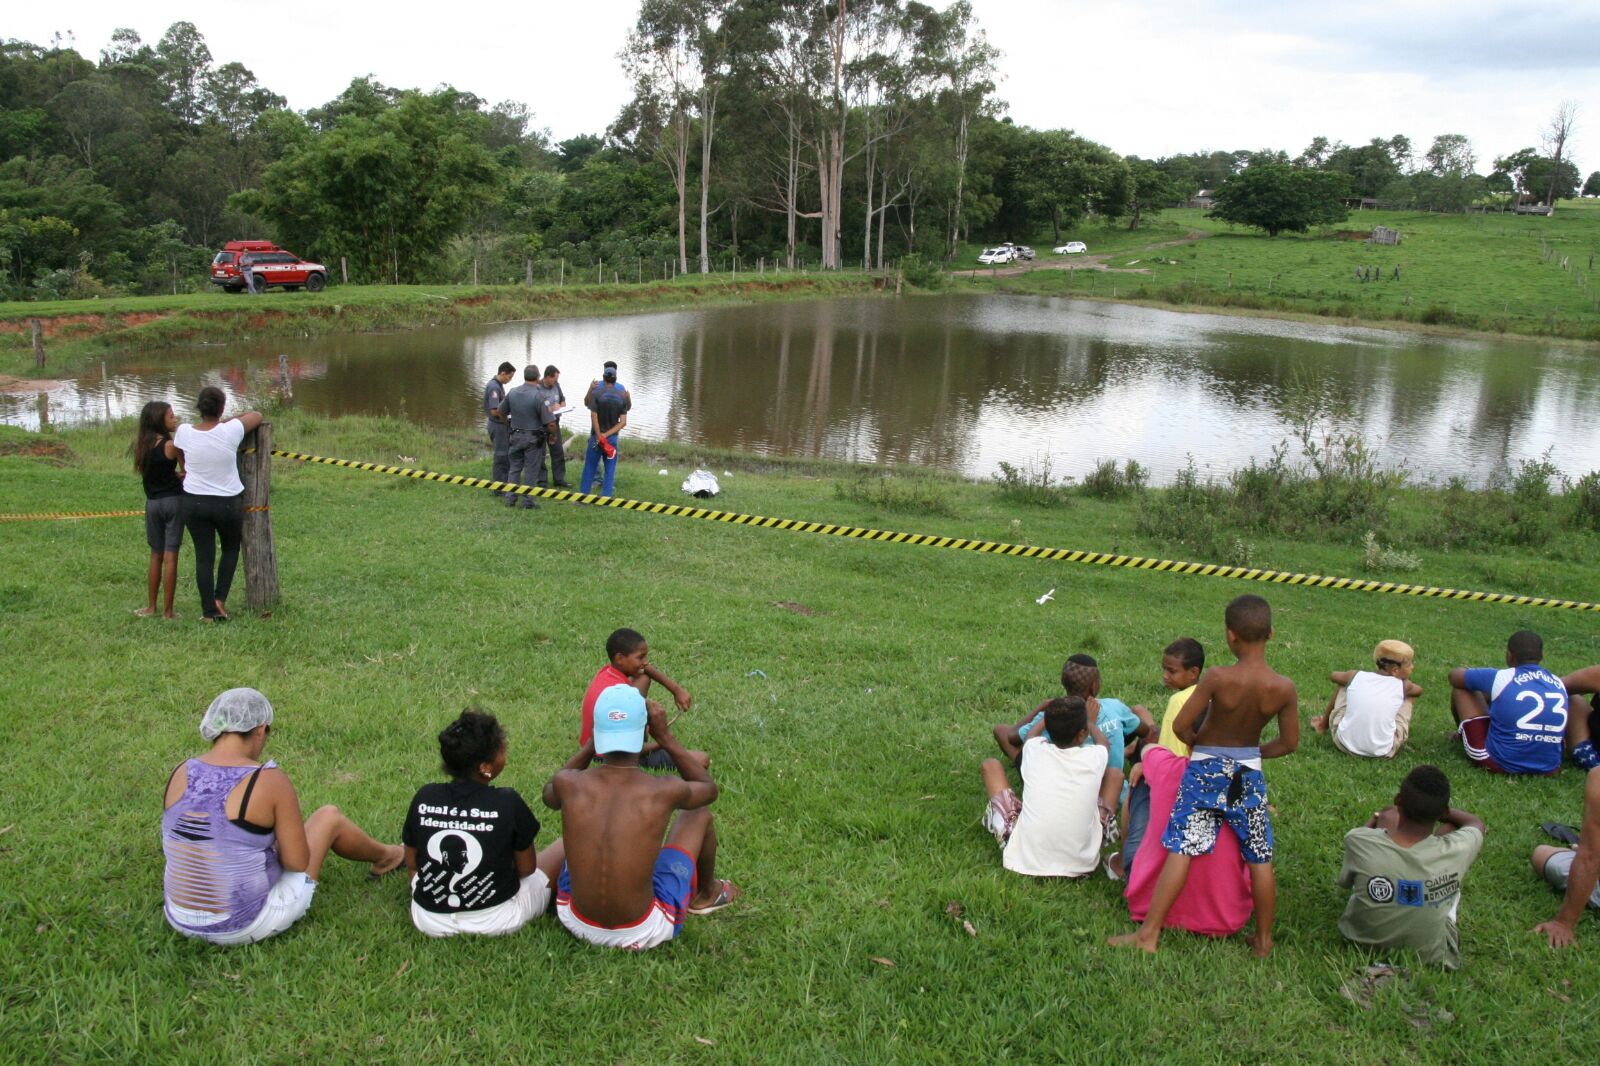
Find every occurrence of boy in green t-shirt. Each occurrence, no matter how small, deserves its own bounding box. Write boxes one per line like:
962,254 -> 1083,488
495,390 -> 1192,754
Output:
1336,764 -> 1485,970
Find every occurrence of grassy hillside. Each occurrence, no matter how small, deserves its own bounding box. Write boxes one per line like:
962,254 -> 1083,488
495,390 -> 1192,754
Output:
955,201 -> 1600,342
1,413 -> 1597,1063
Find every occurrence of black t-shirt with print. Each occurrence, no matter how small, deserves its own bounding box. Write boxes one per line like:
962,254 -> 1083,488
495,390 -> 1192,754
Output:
402,780 -> 538,914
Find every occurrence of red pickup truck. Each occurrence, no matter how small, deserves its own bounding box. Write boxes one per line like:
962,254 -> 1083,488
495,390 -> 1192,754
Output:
210,241 -> 329,293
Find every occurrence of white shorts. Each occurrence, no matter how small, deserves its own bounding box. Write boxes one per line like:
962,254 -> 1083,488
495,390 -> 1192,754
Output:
168,872 -> 317,946
410,871 -> 552,938
1543,849 -> 1600,909
556,899 -> 679,951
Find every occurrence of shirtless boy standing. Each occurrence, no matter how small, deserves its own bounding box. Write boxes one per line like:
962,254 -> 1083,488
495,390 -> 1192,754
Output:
1109,594 -> 1298,957
543,684 -> 739,950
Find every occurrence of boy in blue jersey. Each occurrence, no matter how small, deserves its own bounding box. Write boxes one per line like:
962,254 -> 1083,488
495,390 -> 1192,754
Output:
992,653 -> 1153,843
1449,631 -> 1569,775
993,654 -> 1154,775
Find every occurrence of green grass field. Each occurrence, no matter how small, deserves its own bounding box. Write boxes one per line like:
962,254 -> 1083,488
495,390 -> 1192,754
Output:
955,201 -> 1600,342
2,413 -> 1597,1064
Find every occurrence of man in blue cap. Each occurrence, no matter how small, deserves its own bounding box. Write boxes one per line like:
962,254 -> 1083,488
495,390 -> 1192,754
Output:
580,360 -> 631,497
543,684 -> 739,949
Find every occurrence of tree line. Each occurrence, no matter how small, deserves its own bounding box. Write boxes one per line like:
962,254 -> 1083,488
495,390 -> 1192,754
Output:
0,11 -> 1591,300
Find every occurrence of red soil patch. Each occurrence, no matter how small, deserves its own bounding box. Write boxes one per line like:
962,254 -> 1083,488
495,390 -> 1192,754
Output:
0,311 -> 166,338
0,374 -> 66,392
0,437 -> 73,462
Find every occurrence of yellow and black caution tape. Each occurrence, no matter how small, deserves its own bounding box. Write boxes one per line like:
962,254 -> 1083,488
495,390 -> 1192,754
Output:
0,509 -> 144,522
0,505 -> 268,522
270,449 -> 1600,614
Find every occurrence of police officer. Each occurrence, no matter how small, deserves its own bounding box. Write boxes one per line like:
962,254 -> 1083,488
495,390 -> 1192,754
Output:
530,364 -> 569,490
496,365 -> 546,510
484,361 -> 516,498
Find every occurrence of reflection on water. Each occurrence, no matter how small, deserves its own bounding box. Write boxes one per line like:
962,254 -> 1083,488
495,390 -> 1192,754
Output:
5,294 -> 1599,486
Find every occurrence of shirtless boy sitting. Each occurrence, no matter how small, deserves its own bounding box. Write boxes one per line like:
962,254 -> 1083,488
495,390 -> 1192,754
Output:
543,684 -> 739,950
1108,594 -> 1298,957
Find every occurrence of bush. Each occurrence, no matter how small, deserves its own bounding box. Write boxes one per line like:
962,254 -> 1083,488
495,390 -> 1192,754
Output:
1419,476 -> 1505,549
1227,449 -> 1294,533
898,253 -> 945,291
1080,458 -> 1149,499
834,474 -> 956,517
1135,458 -> 1230,556
1505,456 -> 1564,545
993,457 -> 1070,507
1570,471 -> 1600,533
1361,530 -> 1422,573
1418,304 -> 1464,326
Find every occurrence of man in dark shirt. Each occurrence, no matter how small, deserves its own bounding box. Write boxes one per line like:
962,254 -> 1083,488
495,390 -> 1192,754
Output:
497,365 -> 547,511
580,360 -> 632,497
530,364 -> 569,490
484,362 -> 516,498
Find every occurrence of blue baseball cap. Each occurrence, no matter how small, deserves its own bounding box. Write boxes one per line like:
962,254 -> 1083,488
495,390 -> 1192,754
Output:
593,683 -> 646,754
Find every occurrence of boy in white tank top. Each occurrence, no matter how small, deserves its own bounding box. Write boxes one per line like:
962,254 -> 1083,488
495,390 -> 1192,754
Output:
1312,640 -> 1422,758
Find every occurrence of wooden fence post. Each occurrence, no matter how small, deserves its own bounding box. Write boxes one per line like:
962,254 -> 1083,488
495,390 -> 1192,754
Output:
30,318 -> 44,369
240,423 -> 280,613
340,257 -> 348,284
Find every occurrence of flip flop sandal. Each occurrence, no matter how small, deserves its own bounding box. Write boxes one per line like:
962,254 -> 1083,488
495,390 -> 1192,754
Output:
1098,802 -> 1120,845
1541,822 -> 1581,846
686,878 -> 740,915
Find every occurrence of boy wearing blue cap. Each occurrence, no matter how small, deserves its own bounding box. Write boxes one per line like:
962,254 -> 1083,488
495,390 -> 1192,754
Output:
544,684 -> 739,950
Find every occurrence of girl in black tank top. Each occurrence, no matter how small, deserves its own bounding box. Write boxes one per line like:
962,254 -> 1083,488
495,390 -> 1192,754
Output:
133,401 -> 183,618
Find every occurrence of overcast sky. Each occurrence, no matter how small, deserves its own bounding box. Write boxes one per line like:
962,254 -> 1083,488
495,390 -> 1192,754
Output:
12,1 -> 1597,173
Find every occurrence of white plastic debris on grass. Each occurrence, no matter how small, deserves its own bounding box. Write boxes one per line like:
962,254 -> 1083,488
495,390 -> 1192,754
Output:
1036,588 -> 1055,605
682,469 -> 720,498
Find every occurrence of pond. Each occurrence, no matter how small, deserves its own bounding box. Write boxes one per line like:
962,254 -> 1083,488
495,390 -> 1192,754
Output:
7,294 -> 1600,486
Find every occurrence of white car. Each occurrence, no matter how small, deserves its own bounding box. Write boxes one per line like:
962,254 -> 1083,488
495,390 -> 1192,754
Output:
1053,241 -> 1088,255
977,247 -> 1015,265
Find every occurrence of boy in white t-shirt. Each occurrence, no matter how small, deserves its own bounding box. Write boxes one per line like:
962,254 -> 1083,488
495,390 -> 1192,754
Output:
980,697 -> 1124,878
1312,639 -> 1422,758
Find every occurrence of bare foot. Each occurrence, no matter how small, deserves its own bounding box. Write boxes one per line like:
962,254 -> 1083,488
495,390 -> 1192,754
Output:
1249,932 -> 1272,958
1106,932 -> 1158,953
1310,715 -> 1328,734
133,607 -> 156,617
214,599 -> 230,620
368,845 -> 406,878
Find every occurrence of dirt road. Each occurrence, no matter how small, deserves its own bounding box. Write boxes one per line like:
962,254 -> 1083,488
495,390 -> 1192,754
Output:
952,230 -> 1205,279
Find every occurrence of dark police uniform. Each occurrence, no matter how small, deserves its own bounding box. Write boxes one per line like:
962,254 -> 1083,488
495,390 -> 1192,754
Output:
530,379 -> 567,488
484,375 -> 510,496
497,381 -> 547,510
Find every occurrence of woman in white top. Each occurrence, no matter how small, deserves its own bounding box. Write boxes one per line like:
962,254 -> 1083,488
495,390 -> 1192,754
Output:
172,387 -> 261,622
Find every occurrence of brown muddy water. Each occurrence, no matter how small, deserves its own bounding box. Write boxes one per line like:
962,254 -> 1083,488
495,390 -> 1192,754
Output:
6,294 -> 1599,485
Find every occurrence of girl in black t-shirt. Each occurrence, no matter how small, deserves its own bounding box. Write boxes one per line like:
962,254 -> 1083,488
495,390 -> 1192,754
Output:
132,401 -> 183,618
402,711 -> 566,937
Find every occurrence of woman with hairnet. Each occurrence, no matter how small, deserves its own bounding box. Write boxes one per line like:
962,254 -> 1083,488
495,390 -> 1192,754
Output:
160,688 -> 404,945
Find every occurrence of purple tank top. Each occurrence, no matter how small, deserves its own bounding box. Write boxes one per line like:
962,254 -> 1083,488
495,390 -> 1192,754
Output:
161,759 -> 282,936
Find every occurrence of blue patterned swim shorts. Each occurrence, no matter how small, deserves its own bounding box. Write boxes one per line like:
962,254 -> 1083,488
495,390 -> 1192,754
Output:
1572,739 -> 1599,772
1162,752 -> 1274,864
